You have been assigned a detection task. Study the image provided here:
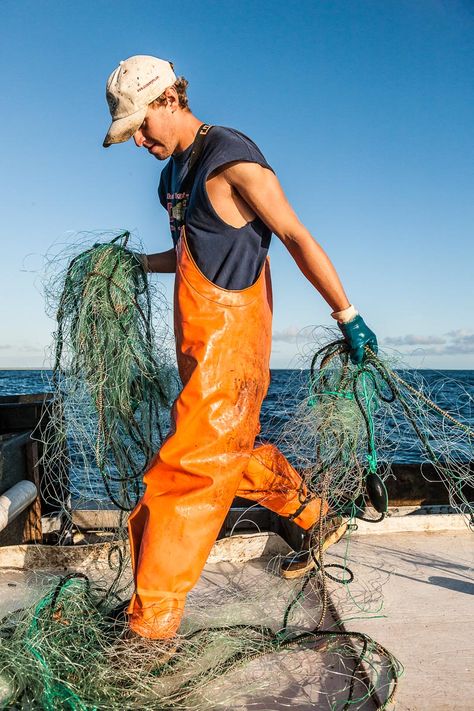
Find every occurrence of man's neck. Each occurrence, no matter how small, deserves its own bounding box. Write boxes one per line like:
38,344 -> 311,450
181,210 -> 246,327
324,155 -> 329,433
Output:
173,113 -> 206,154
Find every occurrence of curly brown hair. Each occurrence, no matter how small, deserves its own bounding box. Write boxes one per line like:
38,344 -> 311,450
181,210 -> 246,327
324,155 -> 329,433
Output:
150,69 -> 190,111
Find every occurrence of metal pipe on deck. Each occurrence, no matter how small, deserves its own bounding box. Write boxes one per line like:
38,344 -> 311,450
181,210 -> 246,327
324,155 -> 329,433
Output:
0,480 -> 37,533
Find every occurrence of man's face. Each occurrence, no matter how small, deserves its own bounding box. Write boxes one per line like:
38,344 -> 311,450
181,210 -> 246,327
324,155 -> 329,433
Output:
133,102 -> 177,160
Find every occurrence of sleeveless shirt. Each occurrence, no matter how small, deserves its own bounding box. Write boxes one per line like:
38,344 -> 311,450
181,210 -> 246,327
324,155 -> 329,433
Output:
158,126 -> 273,290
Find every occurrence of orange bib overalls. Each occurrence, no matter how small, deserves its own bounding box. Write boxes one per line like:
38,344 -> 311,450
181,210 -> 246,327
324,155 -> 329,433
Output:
127,228 -> 325,638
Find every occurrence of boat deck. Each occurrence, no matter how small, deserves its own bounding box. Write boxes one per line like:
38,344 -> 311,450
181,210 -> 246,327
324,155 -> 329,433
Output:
0,526 -> 472,709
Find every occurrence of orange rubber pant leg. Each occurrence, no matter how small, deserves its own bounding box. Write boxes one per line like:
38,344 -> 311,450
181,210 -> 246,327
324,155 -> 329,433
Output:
236,442 -> 328,530
126,393 -> 266,640
126,230 -> 273,640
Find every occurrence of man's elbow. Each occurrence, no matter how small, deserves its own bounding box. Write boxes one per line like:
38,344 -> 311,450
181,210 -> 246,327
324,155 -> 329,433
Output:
277,222 -> 316,251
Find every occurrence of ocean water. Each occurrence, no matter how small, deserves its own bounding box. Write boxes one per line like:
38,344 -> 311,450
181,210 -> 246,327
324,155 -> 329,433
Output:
1,369 -> 473,467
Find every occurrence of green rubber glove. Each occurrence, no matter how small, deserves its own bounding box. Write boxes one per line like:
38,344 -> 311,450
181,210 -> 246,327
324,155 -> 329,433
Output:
337,315 -> 378,364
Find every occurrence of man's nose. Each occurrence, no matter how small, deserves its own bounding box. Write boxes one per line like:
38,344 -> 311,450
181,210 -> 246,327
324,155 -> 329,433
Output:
133,129 -> 145,147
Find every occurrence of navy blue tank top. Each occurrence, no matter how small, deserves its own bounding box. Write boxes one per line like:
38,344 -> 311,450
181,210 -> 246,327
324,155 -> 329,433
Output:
158,126 -> 273,290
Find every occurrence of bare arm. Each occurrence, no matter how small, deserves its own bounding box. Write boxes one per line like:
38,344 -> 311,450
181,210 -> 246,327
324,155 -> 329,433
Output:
222,162 -> 350,313
143,247 -> 177,273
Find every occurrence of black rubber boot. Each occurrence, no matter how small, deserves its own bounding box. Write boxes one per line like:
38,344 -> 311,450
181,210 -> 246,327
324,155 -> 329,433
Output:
278,516 -> 315,579
102,599 -> 130,639
279,516 -> 348,580
104,599 -> 129,624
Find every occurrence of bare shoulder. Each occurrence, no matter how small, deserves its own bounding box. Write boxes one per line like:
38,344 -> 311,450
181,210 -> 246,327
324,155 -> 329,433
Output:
208,159 -> 269,181
206,161 -> 261,227
218,162 -> 280,199
214,163 -> 303,242
222,161 -> 286,204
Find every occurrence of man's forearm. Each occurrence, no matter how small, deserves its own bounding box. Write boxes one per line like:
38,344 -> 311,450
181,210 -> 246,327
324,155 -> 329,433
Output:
284,230 -> 350,313
143,248 -> 177,273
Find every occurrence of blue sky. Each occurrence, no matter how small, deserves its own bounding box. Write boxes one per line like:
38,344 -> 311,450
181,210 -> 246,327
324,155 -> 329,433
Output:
1,0 -> 473,369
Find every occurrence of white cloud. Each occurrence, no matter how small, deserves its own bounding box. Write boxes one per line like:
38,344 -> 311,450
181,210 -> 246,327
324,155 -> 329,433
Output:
383,330 -> 474,355
273,326 -> 299,343
383,335 -> 446,346
443,332 -> 474,354
0,343 -> 44,354
272,324 -> 339,345
272,326 -> 307,344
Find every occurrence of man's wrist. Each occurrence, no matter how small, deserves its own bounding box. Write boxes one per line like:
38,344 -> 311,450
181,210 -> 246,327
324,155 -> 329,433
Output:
331,304 -> 358,323
132,252 -> 149,272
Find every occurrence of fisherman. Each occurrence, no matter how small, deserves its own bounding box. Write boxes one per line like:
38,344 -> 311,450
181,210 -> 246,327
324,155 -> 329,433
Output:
102,55 -> 377,643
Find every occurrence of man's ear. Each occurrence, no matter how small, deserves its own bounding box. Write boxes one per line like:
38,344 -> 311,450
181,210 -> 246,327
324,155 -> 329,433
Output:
164,87 -> 179,110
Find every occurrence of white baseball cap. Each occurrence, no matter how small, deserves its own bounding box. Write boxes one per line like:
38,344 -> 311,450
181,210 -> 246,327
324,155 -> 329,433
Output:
103,55 -> 177,147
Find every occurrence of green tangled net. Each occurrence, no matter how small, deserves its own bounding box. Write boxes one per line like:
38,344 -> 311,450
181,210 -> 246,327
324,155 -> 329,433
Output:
45,232 -> 178,512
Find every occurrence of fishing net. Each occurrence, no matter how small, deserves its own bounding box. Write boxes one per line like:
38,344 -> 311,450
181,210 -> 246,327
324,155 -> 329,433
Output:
276,333 -> 474,525
0,565 -> 402,710
41,231 -> 179,517
0,232 -> 472,709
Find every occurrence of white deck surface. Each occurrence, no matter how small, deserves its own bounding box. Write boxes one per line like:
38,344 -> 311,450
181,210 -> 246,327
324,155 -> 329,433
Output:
0,528 -> 472,709
327,530 -> 473,711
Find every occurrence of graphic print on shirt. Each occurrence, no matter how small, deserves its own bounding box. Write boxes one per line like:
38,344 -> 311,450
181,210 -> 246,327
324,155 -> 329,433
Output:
167,191 -> 189,241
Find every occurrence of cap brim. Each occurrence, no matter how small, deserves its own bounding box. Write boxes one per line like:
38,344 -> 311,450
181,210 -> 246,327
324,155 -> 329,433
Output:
102,106 -> 147,147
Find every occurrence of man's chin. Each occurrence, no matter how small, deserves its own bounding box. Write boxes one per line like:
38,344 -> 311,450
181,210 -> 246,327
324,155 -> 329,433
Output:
148,146 -> 170,160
